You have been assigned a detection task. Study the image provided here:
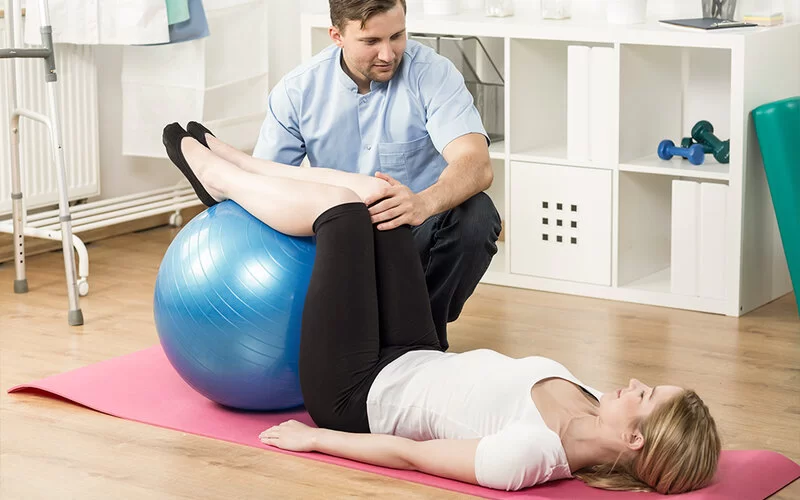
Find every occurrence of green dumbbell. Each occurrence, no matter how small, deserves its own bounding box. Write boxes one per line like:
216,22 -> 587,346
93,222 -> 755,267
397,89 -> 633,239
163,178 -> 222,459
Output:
691,121 -> 730,164
681,137 -> 714,153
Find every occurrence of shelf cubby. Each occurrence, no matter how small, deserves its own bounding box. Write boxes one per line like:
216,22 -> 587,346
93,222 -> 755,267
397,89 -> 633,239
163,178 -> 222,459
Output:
617,171 -> 674,289
619,44 -> 732,180
617,171 -> 730,296
508,38 -> 613,167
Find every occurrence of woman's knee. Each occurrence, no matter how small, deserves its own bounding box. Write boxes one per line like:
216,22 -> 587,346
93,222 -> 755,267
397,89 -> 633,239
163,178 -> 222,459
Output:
360,176 -> 391,204
328,185 -> 363,206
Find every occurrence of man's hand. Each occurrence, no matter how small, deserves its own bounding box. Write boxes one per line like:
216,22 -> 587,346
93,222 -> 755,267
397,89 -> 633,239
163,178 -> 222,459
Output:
364,172 -> 432,230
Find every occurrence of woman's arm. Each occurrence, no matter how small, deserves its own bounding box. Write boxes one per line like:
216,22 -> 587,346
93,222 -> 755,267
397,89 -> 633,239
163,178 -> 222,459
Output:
260,420 -> 480,485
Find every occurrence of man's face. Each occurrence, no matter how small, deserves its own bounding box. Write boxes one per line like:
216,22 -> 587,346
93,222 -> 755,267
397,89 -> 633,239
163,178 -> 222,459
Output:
330,2 -> 407,88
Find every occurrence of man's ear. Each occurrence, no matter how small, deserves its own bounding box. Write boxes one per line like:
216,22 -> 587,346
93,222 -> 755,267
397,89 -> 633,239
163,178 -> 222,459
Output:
329,26 -> 344,48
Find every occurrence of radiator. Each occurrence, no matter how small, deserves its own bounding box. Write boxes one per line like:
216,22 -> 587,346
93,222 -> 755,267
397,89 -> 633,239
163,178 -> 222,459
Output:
0,17 -> 100,216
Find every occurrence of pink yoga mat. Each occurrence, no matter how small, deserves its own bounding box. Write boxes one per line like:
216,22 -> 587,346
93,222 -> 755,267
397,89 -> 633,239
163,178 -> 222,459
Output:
9,346 -> 799,499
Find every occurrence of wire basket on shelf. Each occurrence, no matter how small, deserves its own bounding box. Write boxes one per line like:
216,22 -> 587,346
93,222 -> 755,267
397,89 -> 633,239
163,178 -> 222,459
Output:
410,33 -> 505,144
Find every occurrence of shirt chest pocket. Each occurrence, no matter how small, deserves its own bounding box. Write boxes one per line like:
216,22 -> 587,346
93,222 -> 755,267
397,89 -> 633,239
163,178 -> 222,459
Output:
377,135 -> 433,186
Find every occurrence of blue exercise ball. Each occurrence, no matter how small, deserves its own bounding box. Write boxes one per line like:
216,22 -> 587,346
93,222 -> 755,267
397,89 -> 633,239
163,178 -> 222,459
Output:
153,200 -> 315,411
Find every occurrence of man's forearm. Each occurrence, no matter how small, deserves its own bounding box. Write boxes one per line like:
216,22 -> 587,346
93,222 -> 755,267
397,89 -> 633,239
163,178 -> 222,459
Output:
312,428 -> 416,470
419,154 -> 493,217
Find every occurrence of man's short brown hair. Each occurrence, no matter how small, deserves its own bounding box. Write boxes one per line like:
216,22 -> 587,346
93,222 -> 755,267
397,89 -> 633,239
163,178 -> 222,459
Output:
329,0 -> 407,30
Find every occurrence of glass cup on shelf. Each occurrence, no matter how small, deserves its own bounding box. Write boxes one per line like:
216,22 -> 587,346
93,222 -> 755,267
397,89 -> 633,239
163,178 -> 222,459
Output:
541,0 -> 572,19
486,0 -> 514,17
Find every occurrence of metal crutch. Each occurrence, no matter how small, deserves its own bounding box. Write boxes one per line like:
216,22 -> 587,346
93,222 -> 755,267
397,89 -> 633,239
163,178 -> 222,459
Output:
0,0 -> 83,325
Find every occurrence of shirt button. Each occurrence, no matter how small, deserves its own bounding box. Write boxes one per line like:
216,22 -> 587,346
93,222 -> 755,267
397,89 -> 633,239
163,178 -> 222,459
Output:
366,145 -> 372,151
360,98 -> 367,104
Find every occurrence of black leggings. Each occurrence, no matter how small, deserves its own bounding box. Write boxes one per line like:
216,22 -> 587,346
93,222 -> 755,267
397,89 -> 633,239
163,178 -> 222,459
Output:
298,202 -> 442,433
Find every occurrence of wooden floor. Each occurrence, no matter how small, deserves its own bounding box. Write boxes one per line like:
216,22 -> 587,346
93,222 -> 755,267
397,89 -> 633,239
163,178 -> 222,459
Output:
1,226 -> 798,499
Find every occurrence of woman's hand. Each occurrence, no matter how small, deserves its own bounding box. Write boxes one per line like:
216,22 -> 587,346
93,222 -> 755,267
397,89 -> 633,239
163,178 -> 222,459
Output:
259,419 -> 318,452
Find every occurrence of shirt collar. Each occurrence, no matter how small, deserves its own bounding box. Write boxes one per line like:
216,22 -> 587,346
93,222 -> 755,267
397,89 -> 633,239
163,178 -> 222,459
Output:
335,47 -> 390,94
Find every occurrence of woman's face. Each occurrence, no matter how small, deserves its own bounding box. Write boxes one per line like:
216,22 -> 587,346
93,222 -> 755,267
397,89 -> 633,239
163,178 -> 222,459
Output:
598,379 -> 683,447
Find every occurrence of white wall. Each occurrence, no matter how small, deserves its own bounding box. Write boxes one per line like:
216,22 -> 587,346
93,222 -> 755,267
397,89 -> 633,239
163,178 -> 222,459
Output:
95,46 -> 184,200
270,0 -> 327,88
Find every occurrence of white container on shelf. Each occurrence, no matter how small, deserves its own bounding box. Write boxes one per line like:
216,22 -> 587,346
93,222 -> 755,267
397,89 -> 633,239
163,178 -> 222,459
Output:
607,0 -> 648,24
424,0 -> 460,15
541,0 -> 572,19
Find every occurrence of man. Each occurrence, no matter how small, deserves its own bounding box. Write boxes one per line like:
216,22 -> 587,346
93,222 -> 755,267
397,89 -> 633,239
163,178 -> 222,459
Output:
253,0 -> 501,351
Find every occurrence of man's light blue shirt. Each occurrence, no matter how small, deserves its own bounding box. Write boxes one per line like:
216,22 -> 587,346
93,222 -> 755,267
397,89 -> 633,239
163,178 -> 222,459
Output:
253,40 -> 488,194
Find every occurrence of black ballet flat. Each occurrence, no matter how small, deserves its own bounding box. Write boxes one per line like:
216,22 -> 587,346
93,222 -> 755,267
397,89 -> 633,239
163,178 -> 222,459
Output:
187,121 -> 216,149
162,122 -> 218,207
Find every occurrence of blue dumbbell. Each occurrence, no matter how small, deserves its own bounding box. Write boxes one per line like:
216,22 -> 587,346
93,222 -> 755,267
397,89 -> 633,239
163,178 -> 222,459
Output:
657,139 -> 705,165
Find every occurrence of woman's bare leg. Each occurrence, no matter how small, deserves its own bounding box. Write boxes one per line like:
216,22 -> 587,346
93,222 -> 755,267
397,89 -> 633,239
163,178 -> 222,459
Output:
199,132 -> 387,202
180,136 -> 361,236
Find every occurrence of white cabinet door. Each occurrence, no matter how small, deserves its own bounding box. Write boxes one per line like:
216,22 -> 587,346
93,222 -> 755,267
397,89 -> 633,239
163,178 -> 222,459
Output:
510,161 -> 612,285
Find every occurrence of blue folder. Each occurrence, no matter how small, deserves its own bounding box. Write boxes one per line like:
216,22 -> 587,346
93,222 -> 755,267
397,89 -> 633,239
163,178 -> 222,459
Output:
143,0 -> 209,45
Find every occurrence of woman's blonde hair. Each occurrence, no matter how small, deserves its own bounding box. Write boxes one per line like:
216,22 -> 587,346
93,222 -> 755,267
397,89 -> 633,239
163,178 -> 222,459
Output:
575,390 -> 721,494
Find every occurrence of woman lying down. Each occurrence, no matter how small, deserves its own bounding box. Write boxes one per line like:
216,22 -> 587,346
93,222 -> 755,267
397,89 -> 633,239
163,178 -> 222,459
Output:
163,121 -> 722,494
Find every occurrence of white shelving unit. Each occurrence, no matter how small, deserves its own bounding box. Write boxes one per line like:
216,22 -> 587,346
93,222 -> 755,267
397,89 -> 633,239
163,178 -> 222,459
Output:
301,11 -> 800,317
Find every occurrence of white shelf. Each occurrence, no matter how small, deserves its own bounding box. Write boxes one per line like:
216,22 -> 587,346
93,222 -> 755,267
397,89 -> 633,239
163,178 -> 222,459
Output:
622,267 -> 671,293
511,144 -> 584,166
510,144 -> 615,170
619,154 -> 729,181
489,140 -> 505,159
301,15 -> 800,318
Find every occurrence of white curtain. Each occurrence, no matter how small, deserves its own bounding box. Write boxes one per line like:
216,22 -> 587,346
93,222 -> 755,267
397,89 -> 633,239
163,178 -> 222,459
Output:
120,0 -> 269,157
23,0 -> 170,45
